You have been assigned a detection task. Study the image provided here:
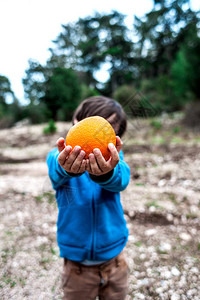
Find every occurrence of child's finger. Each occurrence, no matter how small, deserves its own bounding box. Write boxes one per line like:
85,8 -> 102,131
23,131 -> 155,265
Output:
93,148 -> 106,172
70,150 -> 85,173
108,143 -> 119,167
79,159 -> 87,173
56,137 -> 65,153
63,146 -> 81,169
115,136 -> 123,153
89,153 -> 101,174
86,159 -> 92,173
58,146 -> 72,166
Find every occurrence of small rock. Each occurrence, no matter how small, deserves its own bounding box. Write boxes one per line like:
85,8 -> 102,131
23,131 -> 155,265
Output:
159,242 -> 172,252
190,228 -> 197,235
171,293 -> 180,300
158,179 -> 167,187
134,293 -> 145,299
129,211 -> 135,218
12,261 -> 19,268
144,261 -> 150,268
171,266 -> 180,276
163,270 -> 172,279
141,278 -> 149,286
145,228 -> 157,236
190,267 -> 198,274
134,271 -> 140,277
178,275 -> 187,287
167,213 -> 174,221
138,278 -> 149,286
187,289 -> 196,297
0,223 -> 5,230
149,206 -> 156,212
128,235 -> 135,242
179,232 -> 191,241
35,236 -> 48,246
156,287 -> 163,294
139,253 -> 146,260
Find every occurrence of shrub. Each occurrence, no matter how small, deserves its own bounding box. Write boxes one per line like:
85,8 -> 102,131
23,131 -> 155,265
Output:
113,85 -> 136,107
150,119 -> 162,130
43,120 -> 57,134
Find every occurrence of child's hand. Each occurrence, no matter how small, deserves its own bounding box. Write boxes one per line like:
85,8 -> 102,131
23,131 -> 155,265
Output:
86,136 -> 123,176
56,138 -> 86,174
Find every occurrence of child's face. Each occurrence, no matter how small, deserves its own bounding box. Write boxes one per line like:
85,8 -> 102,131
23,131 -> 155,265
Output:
73,113 -> 120,136
106,113 -> 120,136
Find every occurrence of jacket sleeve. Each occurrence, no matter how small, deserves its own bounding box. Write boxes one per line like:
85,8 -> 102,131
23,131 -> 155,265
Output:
46,148 -> 82,190
89,151 -> 130,192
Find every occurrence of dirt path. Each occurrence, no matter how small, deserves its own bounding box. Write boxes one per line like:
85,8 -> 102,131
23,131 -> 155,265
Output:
0,117 -> 200,299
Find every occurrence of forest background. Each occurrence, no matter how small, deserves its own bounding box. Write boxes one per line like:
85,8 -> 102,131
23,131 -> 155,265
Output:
0,0 -> 200,129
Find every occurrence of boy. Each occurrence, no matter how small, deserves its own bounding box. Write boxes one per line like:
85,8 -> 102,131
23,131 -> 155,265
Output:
47,96 -> 130,300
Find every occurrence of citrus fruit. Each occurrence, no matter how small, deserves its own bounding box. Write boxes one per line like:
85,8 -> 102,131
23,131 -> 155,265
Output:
66,116 -> 116,160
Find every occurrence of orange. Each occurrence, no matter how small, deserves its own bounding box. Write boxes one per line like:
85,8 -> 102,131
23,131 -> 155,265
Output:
66,116 -> 116,160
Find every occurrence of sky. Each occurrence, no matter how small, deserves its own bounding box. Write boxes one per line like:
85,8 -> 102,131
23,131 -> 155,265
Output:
0,0 -> 199,104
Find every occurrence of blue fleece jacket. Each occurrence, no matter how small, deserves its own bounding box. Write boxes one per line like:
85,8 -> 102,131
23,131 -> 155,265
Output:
47,148 -> 130,262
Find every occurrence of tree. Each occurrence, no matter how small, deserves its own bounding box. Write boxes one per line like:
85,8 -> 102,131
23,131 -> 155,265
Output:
43,67 -> 81,120
134,0 -> 198,78
0,75 -> 15,105
0,75 -> 15,118
22,4 -> 200,120
23,60 -> 82,121
0,75 -> 23,127
23,59 -> 47,104
134,0 -> 200,112
50,11 -> 134,94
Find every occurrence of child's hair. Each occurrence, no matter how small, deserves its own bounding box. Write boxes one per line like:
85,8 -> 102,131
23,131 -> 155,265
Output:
72,96 -> 127,137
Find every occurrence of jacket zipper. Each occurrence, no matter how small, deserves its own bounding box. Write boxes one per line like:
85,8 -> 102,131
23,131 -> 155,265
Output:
90,194 -> 96,260
88,172 -> 96,261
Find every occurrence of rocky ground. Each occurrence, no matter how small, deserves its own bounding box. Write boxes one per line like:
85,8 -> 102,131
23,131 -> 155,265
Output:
0,114 -> 200,300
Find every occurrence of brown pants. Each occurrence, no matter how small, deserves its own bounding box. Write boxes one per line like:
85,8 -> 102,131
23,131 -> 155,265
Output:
62,252 -> 129,300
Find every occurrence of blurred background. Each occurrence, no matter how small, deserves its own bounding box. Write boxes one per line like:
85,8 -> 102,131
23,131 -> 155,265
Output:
1,0 -> 200,299
0,0 -> 200,128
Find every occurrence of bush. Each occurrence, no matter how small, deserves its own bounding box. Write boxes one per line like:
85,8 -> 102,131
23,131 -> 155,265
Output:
80,84 -> 99,100
113,85 -> 136,106
139,74 -> 195,114
0,100 -> 25,128
22,102 -> 49,124
150,119 -> 162,130
43,120 -> 57,134
44,68 -> 82,121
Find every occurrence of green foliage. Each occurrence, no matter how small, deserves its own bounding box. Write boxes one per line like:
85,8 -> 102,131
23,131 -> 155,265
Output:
113,85 -> 136,105
136,0 -> 200,115
51,11 -> 134,94
17,2 -> 200,124
140,76 -> 173,112
150,119 -> 162,130
0,75 -> 13,122
173,126 -> 182,134
43,67 -> 81,120
22,60 -> 47,104
171,47 -> 191,98
171,22 -> 200,103
35,192 -> 55,203
80,84 -> 99,100
23,64 -> 82,121
0,75 -> 24,128
22,102 -> 49,124
146,201 -> 163,209
43,120 -> 57,134
198,243 -> 200,251
0,75 -> 15,105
